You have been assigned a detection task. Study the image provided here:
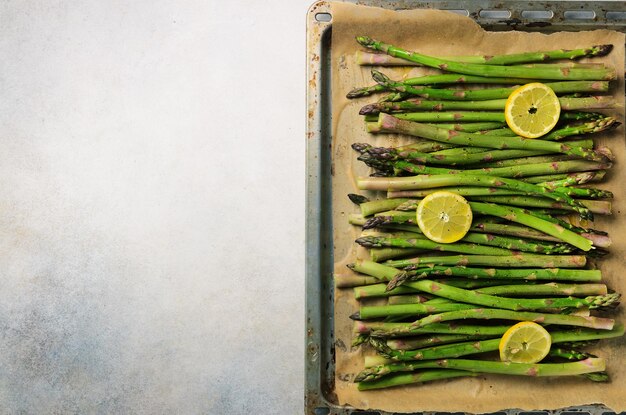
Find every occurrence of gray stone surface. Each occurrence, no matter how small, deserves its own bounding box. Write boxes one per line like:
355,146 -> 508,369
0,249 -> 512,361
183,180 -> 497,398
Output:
0,1 -> 307,413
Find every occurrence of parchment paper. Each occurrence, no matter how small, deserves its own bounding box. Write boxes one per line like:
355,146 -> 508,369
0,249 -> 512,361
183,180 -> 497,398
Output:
329,3 -> 625,412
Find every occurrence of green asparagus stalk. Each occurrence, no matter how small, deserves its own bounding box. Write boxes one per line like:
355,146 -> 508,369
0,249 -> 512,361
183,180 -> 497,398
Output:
407,308 -> 614,330
542,118 -> 620,141
470,202 -> 593,250
370,247 -> 424,262
469,283 -> 605,296
365,122 -> 507,134
395,265 -> 602,284
356,36 -> 616,80
390,160 -> 610,182
356,357 -> 605,387
364,325 -> 623,359
470,196 -> 612,215
359,145 -> 549,166
358,173 -> 594,222
357,235 -> 522,256
359,140 -> 457,154
384,254 -> 587,268
335,274 -> 381,288
356,278 -> 620,314
354,45 -> 614,66
355,280 -> 603,301
523,170 -> 606,185
387,294 -> 431,305
357,369 -> 476,390
375,113 -> 609,162
367,110 -> 507,122
387,185 -> 612,200
358,232 -> 575,255
355,320 -> 623,342
358,356 -> 605,385
355,301 -> 477,319
371,71 -> 610,101
358,198 -> 409,216
469,222 -> 572,242
386,334 -> 489,350
388,295 -> 432,305
361,95 -> 616,115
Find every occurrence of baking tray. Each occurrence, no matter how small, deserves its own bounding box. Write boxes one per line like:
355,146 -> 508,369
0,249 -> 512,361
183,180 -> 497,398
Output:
305,1 -> 626,414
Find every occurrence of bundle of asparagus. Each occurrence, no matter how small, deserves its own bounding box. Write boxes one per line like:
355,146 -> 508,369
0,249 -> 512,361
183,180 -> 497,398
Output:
339,37 -> 624,391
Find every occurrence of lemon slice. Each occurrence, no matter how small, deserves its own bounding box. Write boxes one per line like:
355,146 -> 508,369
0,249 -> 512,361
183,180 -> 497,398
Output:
415,191 -> 473,244
499,321 -> 552,364
504,83 -> 561,138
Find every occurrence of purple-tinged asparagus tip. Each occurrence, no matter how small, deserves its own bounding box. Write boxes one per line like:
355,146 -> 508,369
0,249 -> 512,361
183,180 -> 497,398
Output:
359,103 -> 381,115
363,216 -> 388,230
352,142 -> 372,153
595,146 -> 615,162
591,44 -> 613,57
347,87 -> 370,99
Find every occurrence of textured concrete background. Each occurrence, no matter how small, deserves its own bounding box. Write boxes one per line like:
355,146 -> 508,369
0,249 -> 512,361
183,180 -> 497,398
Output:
0,1 -> 308,413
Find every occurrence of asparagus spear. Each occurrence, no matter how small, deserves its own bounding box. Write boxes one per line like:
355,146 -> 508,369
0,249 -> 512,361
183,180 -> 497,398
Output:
386,334 -> 489,350
358,369 -> 476,390
357,234 -> 522,256
386,184 -> 612,200
356,36 -> 616,80
355,278 -> 620,315
355,301 -> 477,319
355,279 -> 605,300
522,171 -> 606,185
367,110 -> 507,122
364,325 -> 623,360
361,96 -> 616,115
470,196 -> 612,215
357,232 -> 575,255
383,254 -> 587,268
392,282 -> 607,298
371,71 -> 610,101
365,121 -> 507,133
389,160 -> 611,181
354,44 -> 614,66
375,113 -> 609,162
356,143 -> 550,166
388,265 -> 603,285
356,358 -> 606,388
470,202 -> 593,251
358,173 -> 594,222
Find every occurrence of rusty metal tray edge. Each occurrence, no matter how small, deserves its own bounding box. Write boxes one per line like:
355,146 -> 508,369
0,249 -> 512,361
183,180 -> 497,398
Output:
305,1 -> 626,414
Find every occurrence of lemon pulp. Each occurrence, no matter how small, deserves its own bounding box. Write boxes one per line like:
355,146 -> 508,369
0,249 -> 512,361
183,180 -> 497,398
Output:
499,321 -> 552,364
504,83 -> 561,139
416,191 -> 473,244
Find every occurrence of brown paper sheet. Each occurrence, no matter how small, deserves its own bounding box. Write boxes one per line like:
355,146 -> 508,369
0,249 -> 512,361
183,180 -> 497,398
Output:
329,2 -> 625,413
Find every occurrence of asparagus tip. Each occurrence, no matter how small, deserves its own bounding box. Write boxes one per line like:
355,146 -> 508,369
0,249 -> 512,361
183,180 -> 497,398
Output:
351,142 -> 371,153
347,87 -> 371,99
363,216 -> 388,230
584,371 -> 611,382
349,311 -> 362,321
356,35 -> 374,47
359,103 -> 381,115
348,193 -> 370,205
591,44 -> 613,57
595,146 -> 615,162
371,69 -> 390,85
